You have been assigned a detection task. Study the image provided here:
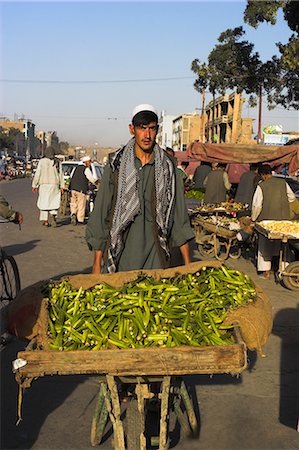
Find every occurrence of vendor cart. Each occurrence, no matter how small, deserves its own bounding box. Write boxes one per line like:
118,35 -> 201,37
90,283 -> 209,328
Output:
190,207 -> 247,261
11,261 -> 272,450
14,326 -> 246,450
255,221 -> 299,291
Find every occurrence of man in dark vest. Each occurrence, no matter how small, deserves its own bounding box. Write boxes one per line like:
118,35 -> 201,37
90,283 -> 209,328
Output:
251,164 -> 295,279
193,162 -> 212,189
69,156 -> 98,225
203,162 -> 231,204
235,163 -> 260,208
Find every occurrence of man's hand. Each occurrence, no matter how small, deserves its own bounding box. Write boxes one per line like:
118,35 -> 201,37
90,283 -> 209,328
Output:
15,212 -> 23,224
32,187 -> 38,193
92,250 -> 102,274
179,242 -> 191,265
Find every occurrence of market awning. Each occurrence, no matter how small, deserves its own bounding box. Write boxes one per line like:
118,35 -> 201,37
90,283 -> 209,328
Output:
186,142 -> 299,174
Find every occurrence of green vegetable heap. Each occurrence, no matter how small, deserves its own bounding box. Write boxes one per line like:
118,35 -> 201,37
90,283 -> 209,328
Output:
46,266 -> 256,351
184,189 -> 205,200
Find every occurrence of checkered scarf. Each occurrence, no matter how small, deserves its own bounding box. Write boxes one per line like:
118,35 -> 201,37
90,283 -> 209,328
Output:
106,137 -> 175,273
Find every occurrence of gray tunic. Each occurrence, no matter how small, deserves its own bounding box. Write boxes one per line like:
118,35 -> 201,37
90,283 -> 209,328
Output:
86,155 -> 194,272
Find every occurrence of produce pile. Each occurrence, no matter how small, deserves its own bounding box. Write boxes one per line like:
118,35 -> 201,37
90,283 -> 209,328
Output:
259,220 -> 299,235
184,189 -> 205,200
195,201 -> 245,212
46,266 -> 257,351
200,215 -> 240,230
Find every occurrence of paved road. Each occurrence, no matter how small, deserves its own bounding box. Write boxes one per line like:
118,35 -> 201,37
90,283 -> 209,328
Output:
1,178 -> 298,450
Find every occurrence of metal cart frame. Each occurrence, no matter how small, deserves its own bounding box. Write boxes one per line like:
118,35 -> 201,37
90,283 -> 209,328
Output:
255,223 -> 299,290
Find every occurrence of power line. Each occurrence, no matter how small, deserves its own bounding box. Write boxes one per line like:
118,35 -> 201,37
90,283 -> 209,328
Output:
0,76 -> 194,85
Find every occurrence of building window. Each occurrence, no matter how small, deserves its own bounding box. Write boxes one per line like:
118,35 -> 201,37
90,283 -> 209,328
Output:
182,144 -> 187,151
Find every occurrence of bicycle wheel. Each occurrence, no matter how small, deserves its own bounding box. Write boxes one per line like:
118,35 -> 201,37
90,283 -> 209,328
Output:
0,252 -> 21,301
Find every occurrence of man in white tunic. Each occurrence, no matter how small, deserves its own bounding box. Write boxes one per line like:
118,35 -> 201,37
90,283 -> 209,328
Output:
251,164 -> 295,279
32,146 -> 61,227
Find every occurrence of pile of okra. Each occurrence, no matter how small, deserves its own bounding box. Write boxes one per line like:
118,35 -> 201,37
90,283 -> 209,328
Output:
46,266 -> 256,351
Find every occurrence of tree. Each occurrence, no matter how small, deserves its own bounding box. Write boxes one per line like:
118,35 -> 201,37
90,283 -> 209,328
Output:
191,27 -> 265,142
244,0 -> 299,110
58,141 -> 69,155
207,27 -> 262,96
0,127 -> 25,155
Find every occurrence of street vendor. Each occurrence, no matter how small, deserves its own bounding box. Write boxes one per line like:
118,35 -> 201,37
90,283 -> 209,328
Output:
86,104 -> 194,273
235,163 -> 261,208
203,162 -> 231,204
251,164 -> 296,279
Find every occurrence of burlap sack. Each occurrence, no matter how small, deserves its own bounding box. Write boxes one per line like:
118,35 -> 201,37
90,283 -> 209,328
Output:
66,260 -> 222,290
7,280 -> 46,340
223,283 -> 273,355
239,216 -> 255,235
7,260 -> 273,354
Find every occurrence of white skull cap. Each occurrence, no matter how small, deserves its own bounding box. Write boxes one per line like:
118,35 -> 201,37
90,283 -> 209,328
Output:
132,104 -> 157,120
81,155 -> 91,162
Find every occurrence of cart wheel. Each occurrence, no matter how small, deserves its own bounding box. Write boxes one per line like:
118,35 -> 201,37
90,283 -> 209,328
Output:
90,384 -> 109,446
282,261 -> 299,291
229,243 -> 242,259
125,397 -> 144,450
197,233 -> 220,257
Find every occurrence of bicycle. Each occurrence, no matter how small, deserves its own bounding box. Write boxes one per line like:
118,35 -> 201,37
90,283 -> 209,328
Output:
0,215 -> 22,345
0,246 -> 21,303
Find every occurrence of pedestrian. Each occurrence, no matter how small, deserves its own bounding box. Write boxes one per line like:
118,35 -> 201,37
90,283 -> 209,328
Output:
234,163 -> 260,208
193,162 -> 212,189
86,103 -> 194,273
203,162 -> 231,204
32,146 -> 61,227
0,195 -> 23,224
69,156 -> 98,225
177,161 -> 189,185
251,164 -> 296,279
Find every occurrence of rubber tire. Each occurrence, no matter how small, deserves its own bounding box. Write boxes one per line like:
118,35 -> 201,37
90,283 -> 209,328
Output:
126,397 -> 143,450
0,253 -> 21,301
282,261 -> 299,291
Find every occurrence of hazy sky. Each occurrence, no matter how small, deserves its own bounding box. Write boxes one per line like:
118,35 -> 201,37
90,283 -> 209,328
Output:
1,0 -> 298,147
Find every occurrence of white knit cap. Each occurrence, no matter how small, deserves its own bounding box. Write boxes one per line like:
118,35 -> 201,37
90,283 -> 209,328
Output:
81,155 -> 91,162
132,104 -> 157,120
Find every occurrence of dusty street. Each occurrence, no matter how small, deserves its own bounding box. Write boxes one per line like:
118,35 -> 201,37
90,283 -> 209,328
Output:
1,178 -> 298,450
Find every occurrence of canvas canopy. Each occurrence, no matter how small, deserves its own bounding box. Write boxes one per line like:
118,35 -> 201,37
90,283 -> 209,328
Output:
185,142 -> 299,175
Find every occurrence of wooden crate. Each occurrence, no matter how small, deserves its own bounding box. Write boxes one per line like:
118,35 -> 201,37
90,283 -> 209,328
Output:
192,217 -> 238,239
15,329 -> 246,383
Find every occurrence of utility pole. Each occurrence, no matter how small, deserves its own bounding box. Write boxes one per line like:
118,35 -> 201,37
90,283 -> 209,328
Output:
211,92 -> 215,143
201,90 -> 206,143
257,83 -> 263,144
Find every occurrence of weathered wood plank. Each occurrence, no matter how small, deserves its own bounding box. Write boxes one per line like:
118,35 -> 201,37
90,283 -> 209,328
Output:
15,343 -> 247,380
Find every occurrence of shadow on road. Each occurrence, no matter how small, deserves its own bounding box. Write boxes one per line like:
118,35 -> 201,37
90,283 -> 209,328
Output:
1,339 -> 87,450
3,240 -> 41,257
272,304 -> 299,431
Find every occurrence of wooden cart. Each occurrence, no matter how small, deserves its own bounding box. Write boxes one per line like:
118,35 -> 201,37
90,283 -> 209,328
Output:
255,222 -> 299,291
14,329 -> 247,450
191,212 -> 243,261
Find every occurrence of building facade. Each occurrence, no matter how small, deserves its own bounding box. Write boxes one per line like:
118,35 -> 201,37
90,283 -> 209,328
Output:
45,131 -> 59,151
172,114 -> 201,151
204,92 -> 254,144
0,117 -> 35,156
157,111 -> 177,149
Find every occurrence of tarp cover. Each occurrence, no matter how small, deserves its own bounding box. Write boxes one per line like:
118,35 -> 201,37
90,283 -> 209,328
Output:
186,142 -> 299,174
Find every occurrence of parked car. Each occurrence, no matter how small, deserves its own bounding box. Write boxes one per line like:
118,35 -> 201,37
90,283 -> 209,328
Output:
60,160 -> 104,189
59,160 -> 104,218
274,174 -> 299,200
